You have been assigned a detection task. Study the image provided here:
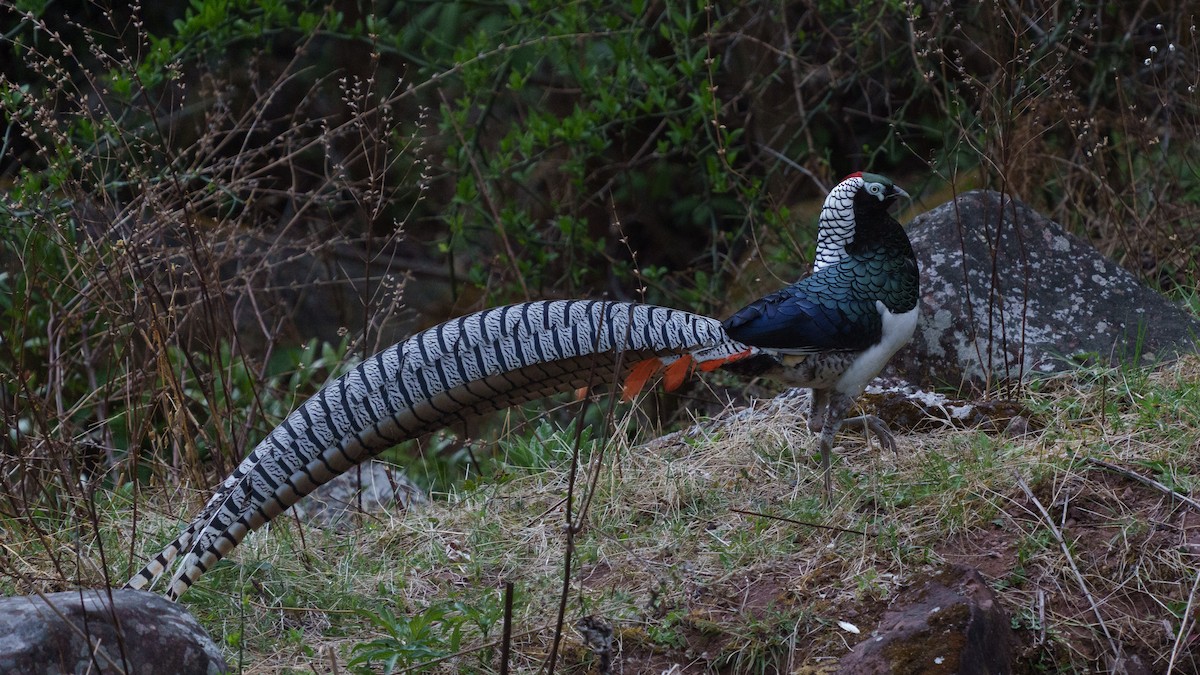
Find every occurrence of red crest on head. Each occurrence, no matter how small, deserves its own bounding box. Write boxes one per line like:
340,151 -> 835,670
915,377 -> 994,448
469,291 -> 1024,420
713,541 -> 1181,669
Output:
842,171 -> 863,181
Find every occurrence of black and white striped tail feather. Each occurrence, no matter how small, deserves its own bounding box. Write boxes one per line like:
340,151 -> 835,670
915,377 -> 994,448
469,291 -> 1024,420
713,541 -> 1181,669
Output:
127,300 -> 727,599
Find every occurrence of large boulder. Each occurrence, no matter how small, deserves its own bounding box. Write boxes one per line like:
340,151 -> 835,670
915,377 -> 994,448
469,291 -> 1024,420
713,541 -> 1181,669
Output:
890,190 -> 1200,390
0,589 -> 227,675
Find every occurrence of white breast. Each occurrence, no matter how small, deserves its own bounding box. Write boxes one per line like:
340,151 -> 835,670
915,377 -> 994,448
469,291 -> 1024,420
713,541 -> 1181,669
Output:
835,301 -> 918,396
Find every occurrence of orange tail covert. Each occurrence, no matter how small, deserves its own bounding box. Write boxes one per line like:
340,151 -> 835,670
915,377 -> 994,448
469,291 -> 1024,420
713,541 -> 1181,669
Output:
662,355 -> 694,391
696,348 -> 753,372
622,358 -> 663,401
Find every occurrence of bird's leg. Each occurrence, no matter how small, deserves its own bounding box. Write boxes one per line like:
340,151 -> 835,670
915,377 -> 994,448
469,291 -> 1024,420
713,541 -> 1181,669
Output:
840,414 -> 897,453
807,388 -> 829,433
814,397 -> 899,502
818,427 -> 836,503
816,392 -> 855,502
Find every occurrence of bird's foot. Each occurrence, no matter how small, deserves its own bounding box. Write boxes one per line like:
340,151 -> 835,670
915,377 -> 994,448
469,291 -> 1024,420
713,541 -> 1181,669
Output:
841,414 -> 896,453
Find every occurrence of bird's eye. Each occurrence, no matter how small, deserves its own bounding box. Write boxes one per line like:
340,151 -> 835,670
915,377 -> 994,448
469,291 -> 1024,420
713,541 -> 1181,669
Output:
869,183 -> 882,194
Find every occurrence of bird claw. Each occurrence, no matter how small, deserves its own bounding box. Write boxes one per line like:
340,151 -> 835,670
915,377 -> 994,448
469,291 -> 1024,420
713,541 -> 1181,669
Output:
813,414 -> 896,504
842,414 -> 896,453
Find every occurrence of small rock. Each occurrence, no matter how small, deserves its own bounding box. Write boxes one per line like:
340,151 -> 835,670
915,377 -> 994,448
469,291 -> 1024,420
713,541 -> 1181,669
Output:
291,459 -> 426,526
0,589 -> 228,674
1108,651 -> 1153,675
836,565 -> 1014,675
1003,415 -> 1031,438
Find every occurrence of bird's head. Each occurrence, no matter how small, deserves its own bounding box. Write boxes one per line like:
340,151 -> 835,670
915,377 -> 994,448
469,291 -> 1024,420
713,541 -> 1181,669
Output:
845,172 -> 909,209
815,172 -> 912,265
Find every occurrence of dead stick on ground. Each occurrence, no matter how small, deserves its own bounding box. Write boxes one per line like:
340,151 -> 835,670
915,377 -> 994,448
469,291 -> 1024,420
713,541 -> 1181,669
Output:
1014,472 -> 1123,663
1168,563 -> 1200,673
1084,457 -> 1200,512
730,508 -> 869,536
405,622 -> 557,672
544,394 -> 594,674
500,581 -> 514,675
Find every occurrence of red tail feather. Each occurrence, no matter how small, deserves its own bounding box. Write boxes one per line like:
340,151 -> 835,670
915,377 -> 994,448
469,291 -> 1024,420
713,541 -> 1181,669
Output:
662,355 -> 694,391
622,358 -> 663,401
622,348 -> 753,401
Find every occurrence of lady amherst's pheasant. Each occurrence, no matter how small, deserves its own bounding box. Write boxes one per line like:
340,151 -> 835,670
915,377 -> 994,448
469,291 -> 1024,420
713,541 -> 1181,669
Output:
127,172 -> 920,600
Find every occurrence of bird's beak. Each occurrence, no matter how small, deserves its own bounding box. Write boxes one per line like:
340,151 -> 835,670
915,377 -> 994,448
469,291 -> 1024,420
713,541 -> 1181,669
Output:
889,185 -> 910,201
885,185 -> 910,212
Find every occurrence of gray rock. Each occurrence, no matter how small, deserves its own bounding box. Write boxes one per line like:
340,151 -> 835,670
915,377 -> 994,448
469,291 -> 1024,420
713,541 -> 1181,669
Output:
290,459 -> 426,526
0,589 -> 227,675
837,565 -> 1014,674
889,190 -> 1200,390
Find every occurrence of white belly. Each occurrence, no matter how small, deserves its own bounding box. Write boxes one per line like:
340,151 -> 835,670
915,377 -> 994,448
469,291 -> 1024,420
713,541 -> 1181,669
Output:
834,301 -> 918,396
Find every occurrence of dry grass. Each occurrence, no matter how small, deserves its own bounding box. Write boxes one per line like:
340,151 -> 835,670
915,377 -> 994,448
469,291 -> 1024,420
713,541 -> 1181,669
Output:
104,357 -> 1200,673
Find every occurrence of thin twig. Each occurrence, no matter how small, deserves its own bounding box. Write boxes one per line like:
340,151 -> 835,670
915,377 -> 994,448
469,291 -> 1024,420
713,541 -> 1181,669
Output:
1014,472 -> 1123,663
500,581 -> 514,675
544,391 -> 592,673
1168,558 -> 1200,673
1037,589 -> 1046,646
576,302 -> 637,526
436,89 -> 529,300
524,496 -> 569,528
404,622 -> 556,673
326,644 -> 339,675
21,589 -> 127,674
730,508 -> 869,536
757,145 -> 828,193
1084,457 -> 1200,512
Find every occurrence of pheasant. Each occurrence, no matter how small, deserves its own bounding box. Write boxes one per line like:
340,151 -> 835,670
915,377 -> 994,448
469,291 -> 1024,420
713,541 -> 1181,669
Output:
126,172 -> 919,600
644,171 -> 919,495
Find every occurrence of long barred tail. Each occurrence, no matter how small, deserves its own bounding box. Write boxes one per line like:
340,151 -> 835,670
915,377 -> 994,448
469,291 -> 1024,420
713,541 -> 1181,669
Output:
126,300 -> 733,600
